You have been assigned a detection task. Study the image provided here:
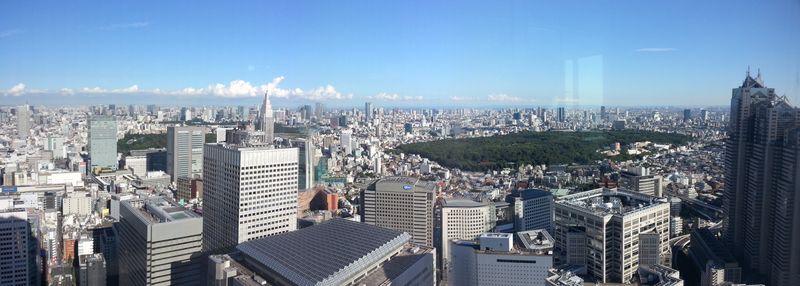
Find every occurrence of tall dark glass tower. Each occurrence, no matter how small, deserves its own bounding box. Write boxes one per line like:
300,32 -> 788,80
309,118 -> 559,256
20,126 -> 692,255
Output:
723,69 -> 800,285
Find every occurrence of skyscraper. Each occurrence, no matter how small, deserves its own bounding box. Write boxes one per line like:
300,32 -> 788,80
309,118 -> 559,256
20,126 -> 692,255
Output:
88,115 -> 118,171
0,209 -> 40,286
16,104 -> 29,139
365,101 -> 373,122
202,143 -> 298,253
116,197 -> 203,286
723,70 -> 800,285
295,138 -> 314,190
260,91 -> 274,143
506,189 -> 554,233
557,107 -> 566,122
683,109 -> 691,121
360,177 -> 436,246
166,126 -> 205,183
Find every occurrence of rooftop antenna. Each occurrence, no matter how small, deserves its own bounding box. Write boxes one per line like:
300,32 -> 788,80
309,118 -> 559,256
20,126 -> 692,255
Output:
747,66 -> 751,77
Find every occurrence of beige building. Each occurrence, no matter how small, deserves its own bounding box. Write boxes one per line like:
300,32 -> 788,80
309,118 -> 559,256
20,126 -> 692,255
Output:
360,177 -> 436,246
440,198 -> 495,274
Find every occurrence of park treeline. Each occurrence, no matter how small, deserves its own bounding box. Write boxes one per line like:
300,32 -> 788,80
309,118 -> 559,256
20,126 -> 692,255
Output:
395,130 -> 691,171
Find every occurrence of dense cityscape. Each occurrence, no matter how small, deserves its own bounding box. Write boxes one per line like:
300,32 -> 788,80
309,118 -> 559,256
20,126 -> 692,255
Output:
2,70 -> 796,285
2,1 -> 799,286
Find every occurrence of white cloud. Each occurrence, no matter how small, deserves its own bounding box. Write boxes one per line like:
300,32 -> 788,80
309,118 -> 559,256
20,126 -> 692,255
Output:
450,96 -> 469,101
487,93 -> 523,102
18,76 -> 353,101
635,48 -> 676,52
60,88 -> 75,96
4,83 -> 26,96
368,92 -> 423,101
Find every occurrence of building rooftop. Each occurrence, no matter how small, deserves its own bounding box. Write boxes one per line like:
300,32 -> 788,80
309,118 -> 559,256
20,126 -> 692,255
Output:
126,197 -> 200,224
441,197 -> 488,208
508,188 -> 552,200
370,176 -> 437,193
558,188 -> 667,216
236,219 -> 412,286
516,229 -> 554,253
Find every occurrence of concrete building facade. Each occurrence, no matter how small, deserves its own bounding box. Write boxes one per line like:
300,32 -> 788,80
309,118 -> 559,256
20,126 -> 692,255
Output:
202,143 -> 299,253
360,176 -> 436,246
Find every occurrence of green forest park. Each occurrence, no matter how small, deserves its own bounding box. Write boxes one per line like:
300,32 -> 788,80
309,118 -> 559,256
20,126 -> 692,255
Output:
395,130 -> 691,171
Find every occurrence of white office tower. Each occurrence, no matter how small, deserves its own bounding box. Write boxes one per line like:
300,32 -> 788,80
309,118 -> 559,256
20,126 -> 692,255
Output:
554,188 -> 670,283
0,209 -> 39,286
203,143 -> 298,253
166,126 -> 205,183
341,130 -> 353,155
16,104 -> 30,139
260,91 -> 275,143
117,197 -> 203,286
440,198 -> 495,275
361,177 -> 436,246
45,136 -> 65,159
449,230 -> 554,286
88,115 -> 118,171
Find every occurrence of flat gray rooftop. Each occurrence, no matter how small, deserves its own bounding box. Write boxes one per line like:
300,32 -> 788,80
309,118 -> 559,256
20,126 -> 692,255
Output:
237,219 -> 411,286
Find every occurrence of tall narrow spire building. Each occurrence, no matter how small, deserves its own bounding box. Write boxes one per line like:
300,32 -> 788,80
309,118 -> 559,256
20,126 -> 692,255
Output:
260,91 -> 274,144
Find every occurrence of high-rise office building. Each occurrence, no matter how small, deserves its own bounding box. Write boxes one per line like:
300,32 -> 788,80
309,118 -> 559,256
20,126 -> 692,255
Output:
600,105 -> 607,120
202,143 -> 299,253
723,70 -> 800,285
77,253 -> 106,286
260,92 -> 275,143
294,138 -> 314,190
507,189 -> 554,233
167,126 -> 205,183
88,115 -> 118,171
439,198 -> 495,273
116,197 -> 203,286
557,107 -> 566,122
46,136 -> 65,159
365,102 -> 373,122
0,209 -> 40,286
315,102 -> 324,118
16,104 -> 30,139
683,109 -> 691,121
554,188 -> 670,283
360,177 -> 436,246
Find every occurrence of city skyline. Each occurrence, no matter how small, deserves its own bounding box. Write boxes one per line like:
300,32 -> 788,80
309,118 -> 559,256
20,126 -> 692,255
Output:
2,0 -> 799,107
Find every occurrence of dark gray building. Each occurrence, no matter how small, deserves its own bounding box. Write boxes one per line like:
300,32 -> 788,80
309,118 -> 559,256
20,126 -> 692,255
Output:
723,71 -> 800,285
78,253 -> 107,286
167,126 -> 205,183
117,197 -> 203,286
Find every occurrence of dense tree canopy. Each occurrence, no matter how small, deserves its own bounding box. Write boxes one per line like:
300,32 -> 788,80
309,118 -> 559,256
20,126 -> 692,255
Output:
395,130 -> 691,171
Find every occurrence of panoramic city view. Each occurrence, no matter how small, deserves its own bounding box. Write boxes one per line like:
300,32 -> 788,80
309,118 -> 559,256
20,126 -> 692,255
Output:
1,1 -> 799,286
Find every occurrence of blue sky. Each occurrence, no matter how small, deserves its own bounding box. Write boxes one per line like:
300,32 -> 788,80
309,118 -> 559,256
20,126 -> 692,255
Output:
1,0 -> 799,107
